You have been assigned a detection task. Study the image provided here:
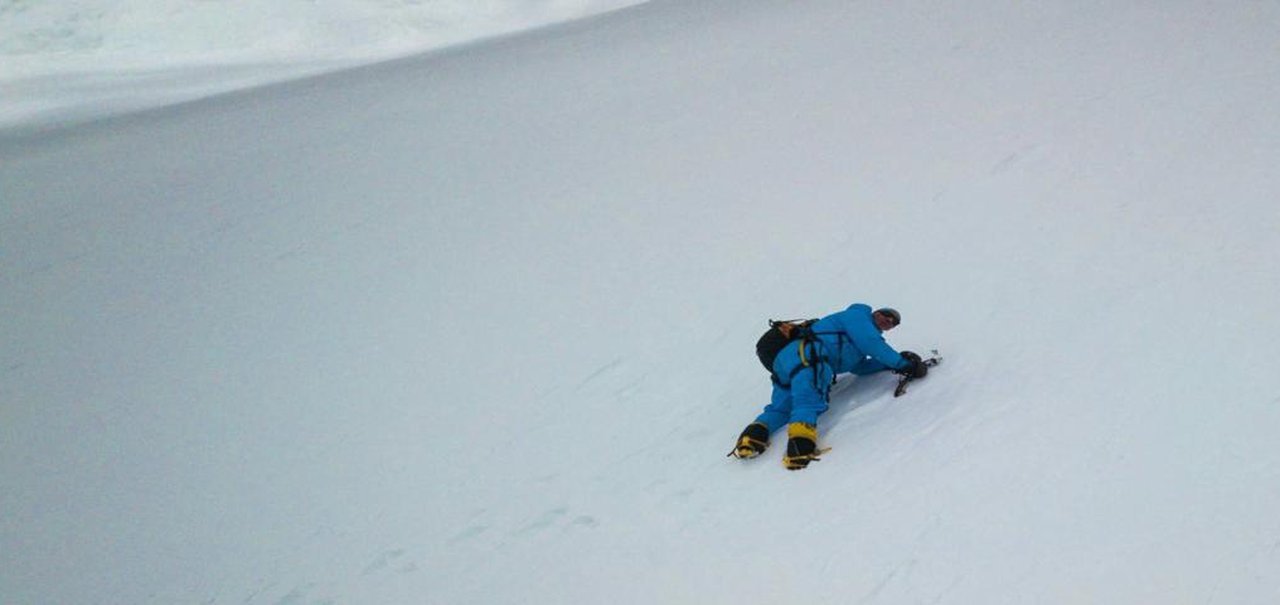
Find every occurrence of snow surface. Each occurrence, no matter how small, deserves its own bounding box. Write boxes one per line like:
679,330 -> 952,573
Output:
4,1 -> 1280,603
0,0 -> 645,130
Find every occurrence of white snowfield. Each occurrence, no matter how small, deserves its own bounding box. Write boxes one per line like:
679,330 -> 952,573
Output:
4,1 -> 1280,604
0,0 -> 645,129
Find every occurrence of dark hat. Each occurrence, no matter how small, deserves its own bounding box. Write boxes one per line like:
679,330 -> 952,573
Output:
874,307 -> 901,326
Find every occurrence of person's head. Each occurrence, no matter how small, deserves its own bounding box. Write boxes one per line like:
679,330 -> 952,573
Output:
873,307 -> 901,331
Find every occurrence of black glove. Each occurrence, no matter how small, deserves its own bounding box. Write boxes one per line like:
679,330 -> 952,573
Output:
898,350 -> 928,379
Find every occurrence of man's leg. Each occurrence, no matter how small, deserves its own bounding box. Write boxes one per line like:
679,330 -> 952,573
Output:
731,384 -> 792,459
783,363 -> 833,470
787,363 -> 832,426
754,383 -> 793,433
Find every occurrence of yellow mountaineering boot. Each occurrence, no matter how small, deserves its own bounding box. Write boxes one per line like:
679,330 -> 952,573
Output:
782,422 -> 821,470
730,422 -> 770,459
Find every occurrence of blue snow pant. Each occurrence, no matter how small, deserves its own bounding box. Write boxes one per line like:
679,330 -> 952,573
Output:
754,340 -> 834,432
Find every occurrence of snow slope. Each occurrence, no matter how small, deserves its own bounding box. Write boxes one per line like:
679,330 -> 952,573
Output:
0,0 -> 646,130
4,1 -> 1280,603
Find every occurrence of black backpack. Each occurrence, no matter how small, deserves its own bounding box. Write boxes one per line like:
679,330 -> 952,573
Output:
755,318 -> 817,372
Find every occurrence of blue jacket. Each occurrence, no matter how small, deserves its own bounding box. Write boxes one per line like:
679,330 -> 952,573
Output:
806,303 -> 908,375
